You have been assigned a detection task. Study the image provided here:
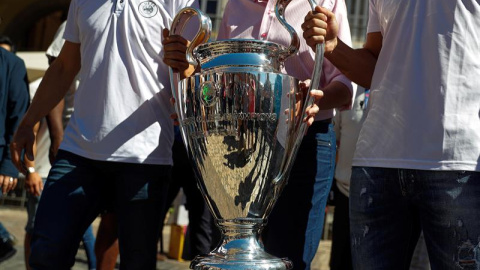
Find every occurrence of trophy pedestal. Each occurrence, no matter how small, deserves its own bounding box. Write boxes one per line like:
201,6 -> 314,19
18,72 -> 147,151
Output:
190,219 -> 293,270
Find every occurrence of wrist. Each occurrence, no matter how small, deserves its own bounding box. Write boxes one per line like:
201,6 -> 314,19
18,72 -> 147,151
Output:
26,166 -> 35,175
325,37 -> 338,55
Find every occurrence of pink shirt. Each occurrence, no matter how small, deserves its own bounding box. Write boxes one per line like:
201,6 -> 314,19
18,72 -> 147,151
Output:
217,0 -> 354,121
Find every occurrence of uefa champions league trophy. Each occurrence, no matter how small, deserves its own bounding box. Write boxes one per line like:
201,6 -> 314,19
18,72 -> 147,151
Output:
168,1 -> 323,269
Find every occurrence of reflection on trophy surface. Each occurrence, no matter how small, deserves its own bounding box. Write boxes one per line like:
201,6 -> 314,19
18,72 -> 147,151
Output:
168,2 -> 318,269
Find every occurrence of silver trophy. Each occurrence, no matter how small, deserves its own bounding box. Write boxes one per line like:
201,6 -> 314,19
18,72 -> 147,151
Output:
168,1 -> 323,269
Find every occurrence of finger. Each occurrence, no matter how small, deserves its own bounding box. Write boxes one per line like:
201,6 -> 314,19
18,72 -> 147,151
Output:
303,24 -> 327,40
162,35 -> 189,47
4,177 -> 14,194
316,6 -> 336,23
10,178 -> 18,193
307,104 -> 320,116
2,177 -> 9,194
34,181 -> 42,197
0,176 -> 4,194
27,182 -> 34,195
310,89 -> 324,99
163,59 -> 190,71
162,28 -> 169,39
307,116 -> 315,126
302,15 -> 327,31
163,49 -> 189,61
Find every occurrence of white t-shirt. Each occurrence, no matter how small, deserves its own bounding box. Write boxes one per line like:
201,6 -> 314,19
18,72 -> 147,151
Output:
334,86 -> 367,197
353,0 -> 480,171
61,0 -> 198,165
29,78 -> 51,178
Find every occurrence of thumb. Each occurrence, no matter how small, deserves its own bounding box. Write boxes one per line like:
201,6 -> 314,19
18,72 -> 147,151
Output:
162,28 -> 170,39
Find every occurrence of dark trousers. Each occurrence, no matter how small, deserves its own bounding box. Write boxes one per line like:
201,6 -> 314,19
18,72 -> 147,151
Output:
262,121 -> 336,270
329,180 -> 352,270
160,139 -> 219,260
30,150 -> 170,270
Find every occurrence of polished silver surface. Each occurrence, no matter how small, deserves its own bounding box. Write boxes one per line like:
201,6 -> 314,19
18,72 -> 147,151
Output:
194,39 -> 287,73
168,1 -> 320,269
175,70 -> 303,270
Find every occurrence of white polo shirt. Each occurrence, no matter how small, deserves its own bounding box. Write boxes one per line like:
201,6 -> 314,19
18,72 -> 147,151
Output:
353,0 -> 480,171
61,0 -> 198,165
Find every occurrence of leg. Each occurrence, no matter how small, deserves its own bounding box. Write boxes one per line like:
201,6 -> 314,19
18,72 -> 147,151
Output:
262,122 -> 335,270
95,212 -> 119,270
329,182 -> 352,270
409,232 -> 430,270
349,167 -> 421,270
156,140 -> 182,257
29,151 -> 107,269
417,170 -> 480,270
24,186 -> 42,270
0,222 -> 16,263
82,225 -> 97,270
174,139 -> 217,260
113,162 -> 171,270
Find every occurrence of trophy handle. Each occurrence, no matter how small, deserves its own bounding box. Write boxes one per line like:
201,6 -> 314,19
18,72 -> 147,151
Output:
169,7 -> 212,67
168,7 -> 211,147
276,1 -> 326,185
275,0 -> 300,61
304,0 -> 325,128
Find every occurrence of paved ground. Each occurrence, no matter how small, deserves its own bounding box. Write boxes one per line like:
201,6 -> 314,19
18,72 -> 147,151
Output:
0,207 -> 331,270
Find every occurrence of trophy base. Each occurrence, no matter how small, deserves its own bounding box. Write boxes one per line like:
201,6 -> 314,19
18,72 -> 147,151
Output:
190,253 -> 293,270
189,219 -> 293,270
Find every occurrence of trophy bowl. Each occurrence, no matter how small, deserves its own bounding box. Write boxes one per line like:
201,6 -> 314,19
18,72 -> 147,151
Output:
168,2 -> 318,269
176,70 -> 304,270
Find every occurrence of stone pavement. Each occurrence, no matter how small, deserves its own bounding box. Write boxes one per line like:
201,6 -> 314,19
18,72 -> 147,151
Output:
0,207 -> 331,270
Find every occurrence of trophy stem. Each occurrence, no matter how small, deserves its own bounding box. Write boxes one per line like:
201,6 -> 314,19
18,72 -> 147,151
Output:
190,218 -> 293,270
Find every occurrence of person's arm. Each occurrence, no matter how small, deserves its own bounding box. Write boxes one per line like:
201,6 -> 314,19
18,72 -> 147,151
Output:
23,122 -> 43,196
302,6 -> 382,89
10,41 -> 81,174
314,80 -> 352,110
0,55 -> 29,194
45,98 -> 64,164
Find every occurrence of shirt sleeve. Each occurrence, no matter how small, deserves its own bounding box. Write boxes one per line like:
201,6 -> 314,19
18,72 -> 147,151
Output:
367,0 -> 381,34
0,56 -> 29,177
63,0 -> 81,44
46,21 -> 67,58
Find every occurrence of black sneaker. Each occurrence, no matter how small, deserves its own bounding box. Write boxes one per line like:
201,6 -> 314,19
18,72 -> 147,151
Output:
0,239 -> 17,263
7,234 -> 17,246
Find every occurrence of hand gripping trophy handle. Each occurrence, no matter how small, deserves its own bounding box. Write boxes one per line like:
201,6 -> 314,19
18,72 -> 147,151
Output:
167,8 -> 211,133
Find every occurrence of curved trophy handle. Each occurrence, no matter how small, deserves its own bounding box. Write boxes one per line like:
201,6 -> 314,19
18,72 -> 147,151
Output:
276,1 -> 326,184
168,7 -> 211,147
275,0 -> 300,61
304,0 -> 325,118
294,0 -> 325,143
169,7 -> 212,67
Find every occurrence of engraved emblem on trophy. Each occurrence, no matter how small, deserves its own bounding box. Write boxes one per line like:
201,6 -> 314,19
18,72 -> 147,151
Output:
167,1 -> 322,269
